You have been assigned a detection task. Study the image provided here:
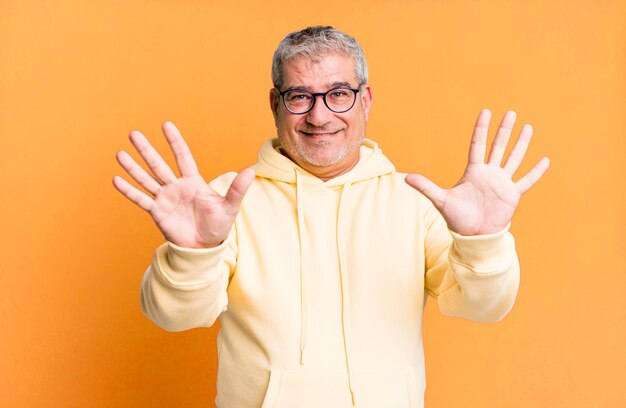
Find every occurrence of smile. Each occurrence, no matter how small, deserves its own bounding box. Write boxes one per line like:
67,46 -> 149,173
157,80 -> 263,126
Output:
300,130 -> 341,137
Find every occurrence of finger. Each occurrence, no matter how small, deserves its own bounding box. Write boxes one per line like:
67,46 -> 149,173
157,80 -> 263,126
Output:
112,176 -> 155,211
162,121 -> 200,177
129,130 -> 177,184
488,110 -> 517,166
503,124 -> 533,175
516,157 -> 551,194
405,173 -> 447,209
224,168 -> 256,214
116,150 -> 162,195
468,109 -> 492,164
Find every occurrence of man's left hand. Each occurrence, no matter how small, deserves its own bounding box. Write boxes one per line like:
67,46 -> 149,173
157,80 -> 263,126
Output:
405,109 -> 550,236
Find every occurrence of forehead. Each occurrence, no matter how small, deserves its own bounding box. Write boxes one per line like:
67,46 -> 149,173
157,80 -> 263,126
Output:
281,53 -> 357,90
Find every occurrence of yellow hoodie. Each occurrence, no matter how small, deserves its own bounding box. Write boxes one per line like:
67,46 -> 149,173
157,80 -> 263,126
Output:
140,138 -> 520,408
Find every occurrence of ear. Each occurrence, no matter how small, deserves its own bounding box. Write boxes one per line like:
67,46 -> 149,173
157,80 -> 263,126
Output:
269,88 -> 279,125
359,83 -> 373,120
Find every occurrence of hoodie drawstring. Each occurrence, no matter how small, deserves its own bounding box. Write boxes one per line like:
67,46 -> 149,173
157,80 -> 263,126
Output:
295,170 -> 308,365
337,181 -> 356,405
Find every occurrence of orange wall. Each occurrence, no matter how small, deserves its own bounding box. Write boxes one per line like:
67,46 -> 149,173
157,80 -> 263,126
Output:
1,1 -> 624,407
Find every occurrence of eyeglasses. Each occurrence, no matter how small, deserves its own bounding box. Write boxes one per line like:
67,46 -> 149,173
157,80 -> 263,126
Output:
276,86 -> 361,114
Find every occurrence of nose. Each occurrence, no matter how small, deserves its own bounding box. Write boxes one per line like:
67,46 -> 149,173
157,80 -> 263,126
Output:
305,94 -> 334,127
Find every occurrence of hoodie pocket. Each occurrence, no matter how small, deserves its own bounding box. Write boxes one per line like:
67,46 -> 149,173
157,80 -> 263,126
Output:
260,367 -> 420,408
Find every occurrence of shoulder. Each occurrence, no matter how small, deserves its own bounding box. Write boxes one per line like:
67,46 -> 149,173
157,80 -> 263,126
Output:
379,171 -> 425,196
376,171 -> 439,214
208,172 -> 239,196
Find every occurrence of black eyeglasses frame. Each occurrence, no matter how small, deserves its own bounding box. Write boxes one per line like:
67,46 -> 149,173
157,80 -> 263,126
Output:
276,86 -> 361,115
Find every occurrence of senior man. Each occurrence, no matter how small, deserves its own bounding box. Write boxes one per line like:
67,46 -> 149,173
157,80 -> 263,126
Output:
113,26 -> 549,408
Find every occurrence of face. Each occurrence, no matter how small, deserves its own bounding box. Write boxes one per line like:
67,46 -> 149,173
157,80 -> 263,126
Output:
270,54 -> 373,180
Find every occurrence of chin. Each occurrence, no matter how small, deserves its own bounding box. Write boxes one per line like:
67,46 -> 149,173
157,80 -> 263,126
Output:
302,148 -> 348,167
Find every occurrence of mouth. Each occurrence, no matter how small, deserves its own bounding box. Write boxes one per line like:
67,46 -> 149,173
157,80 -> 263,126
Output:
300,129 -> 341,138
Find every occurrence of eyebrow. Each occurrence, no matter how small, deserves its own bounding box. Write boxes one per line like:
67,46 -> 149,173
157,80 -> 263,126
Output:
329,81 -> 353,88
284,81 -> 356,91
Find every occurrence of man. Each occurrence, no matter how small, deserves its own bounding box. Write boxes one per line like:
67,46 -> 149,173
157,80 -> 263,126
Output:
113,26 -> 549,408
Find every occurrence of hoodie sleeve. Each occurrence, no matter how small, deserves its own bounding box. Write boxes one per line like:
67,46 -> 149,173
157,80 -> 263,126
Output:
139,173 -> 240,332
139,233 -> 237,332
423,201 -> 520,323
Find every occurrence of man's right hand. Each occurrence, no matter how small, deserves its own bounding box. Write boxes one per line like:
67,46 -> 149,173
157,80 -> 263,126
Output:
113,121 -> 255,249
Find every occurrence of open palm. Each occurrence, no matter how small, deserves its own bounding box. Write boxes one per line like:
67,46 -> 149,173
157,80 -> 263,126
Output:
113,122 -> 254,248
406,110 -> 550,235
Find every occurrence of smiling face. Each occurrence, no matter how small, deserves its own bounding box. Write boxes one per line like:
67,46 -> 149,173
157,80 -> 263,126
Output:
270,53 -> 373,180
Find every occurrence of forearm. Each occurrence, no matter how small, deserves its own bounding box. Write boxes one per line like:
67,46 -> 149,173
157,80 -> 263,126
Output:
140,240 -> 236,332
435,228 -> 520,323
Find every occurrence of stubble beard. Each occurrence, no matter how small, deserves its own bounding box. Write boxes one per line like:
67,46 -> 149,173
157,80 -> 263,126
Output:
279,133 -> 363,168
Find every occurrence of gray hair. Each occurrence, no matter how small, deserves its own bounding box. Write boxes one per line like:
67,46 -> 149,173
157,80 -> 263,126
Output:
271,26 -> 368,90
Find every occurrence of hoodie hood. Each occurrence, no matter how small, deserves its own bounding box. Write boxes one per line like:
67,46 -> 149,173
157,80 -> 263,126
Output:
252,138 -> 395,185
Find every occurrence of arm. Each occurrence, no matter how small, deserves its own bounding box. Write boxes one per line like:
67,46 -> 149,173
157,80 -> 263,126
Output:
407,109 -> 549,321
423,202 -> 519,323
112,122 -> 254,331
140,230 -> 237,331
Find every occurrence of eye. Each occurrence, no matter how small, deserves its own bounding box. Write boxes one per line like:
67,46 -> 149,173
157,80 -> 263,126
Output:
285,91 -> 312,102
327,88 -> 353,105
331,90 -> 349,98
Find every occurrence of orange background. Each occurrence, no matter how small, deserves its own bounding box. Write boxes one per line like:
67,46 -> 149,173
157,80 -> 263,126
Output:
1,1 -> 624,406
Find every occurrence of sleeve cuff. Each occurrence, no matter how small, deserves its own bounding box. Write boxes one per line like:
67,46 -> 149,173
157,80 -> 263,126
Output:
164,240 -> 229,272
449,223 -> 515,272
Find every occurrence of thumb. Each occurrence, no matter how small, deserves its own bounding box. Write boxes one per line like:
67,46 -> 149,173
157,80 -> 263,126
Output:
405,173 -> 447,209
224,168 -> 255,213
